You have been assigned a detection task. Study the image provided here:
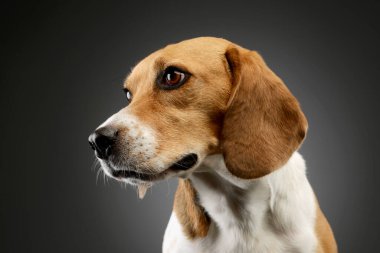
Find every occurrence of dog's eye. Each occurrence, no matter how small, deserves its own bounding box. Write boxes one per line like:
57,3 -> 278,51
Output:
123,88 -> 133,104
158,67 -> 190,89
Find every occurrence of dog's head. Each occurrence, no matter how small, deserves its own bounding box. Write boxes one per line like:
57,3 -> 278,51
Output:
89,37 -> 307,193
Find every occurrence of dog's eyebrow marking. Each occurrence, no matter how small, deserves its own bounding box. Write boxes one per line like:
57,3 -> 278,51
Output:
154,57 -> 166,70
154,57 -> 190,74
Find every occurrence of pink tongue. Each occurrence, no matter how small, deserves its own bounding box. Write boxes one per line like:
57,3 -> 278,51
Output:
137,184 -> 151,199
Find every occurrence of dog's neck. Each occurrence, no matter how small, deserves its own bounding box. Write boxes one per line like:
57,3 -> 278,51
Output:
190,154 -> 272,234
186,152 -> 317,252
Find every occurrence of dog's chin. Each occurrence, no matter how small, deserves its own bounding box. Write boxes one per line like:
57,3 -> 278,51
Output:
99,153 -> 199,186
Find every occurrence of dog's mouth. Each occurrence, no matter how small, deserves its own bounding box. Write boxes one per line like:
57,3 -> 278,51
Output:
111,153 -> 198,181
167,153 -> 198,171
111,169 -> 157,181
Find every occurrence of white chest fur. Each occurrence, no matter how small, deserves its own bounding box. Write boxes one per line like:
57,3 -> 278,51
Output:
163,152 -> 318,253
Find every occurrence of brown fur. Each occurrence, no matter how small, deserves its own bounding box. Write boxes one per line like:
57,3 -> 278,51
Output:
173,179 -> 210,239
122,38 -> 232,167
222,45 -> 308,179
315,198 -> 338,253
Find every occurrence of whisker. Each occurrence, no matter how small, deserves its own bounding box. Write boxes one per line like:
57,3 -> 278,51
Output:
96,167 -> 102,185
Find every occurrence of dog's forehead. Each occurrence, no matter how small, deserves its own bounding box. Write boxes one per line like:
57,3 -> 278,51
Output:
125,37 -> 232,90
163,37 -> 231,58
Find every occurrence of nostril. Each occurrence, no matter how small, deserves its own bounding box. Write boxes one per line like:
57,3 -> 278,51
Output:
88,127 -> 117,159
88,140 -> 96,150
94,134 -> 113,152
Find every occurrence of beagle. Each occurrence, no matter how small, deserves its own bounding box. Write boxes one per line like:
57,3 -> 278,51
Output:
89,37 -> 337,253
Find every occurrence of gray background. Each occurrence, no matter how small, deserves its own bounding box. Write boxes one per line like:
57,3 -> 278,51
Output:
1,0 -> 379,252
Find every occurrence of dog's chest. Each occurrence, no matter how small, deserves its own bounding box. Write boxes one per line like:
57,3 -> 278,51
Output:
163,179 -> 285,253
163,153 -> 317,253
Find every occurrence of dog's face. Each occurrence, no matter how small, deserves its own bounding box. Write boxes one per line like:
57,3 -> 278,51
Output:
89,38 -> 232,188
89,37 -> 308,193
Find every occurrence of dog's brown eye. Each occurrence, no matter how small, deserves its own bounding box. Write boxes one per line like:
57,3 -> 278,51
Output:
123,88 -> 133,104
158,67 -> 190,89
166,70 -> 183,85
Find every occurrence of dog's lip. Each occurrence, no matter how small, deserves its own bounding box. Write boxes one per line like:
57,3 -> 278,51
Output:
111,153 -> 198,181
111,169 -> 161,181
168,153 -> 198,171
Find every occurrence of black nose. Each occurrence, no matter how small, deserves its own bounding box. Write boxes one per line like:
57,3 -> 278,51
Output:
88,127 -> 117,159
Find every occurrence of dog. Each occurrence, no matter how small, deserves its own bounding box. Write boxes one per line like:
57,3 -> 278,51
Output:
88,37 -> 337,253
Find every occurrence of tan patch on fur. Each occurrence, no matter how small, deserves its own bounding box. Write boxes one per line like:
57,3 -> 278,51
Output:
314,198 -> 338,253
222,45 -> 308,179
173,179 -> 210,239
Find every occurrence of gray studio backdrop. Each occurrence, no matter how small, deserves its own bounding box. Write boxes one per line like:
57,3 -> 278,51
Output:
1,1 -> 379,252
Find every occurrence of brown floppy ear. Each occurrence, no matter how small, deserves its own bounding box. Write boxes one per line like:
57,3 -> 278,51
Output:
221,45 -> 308,179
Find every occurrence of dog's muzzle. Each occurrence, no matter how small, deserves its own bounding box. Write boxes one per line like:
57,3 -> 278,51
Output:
88,126 -> 199,181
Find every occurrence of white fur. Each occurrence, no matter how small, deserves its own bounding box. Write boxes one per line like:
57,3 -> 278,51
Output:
98,110 -> 164,170
163,152 -> 318,253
